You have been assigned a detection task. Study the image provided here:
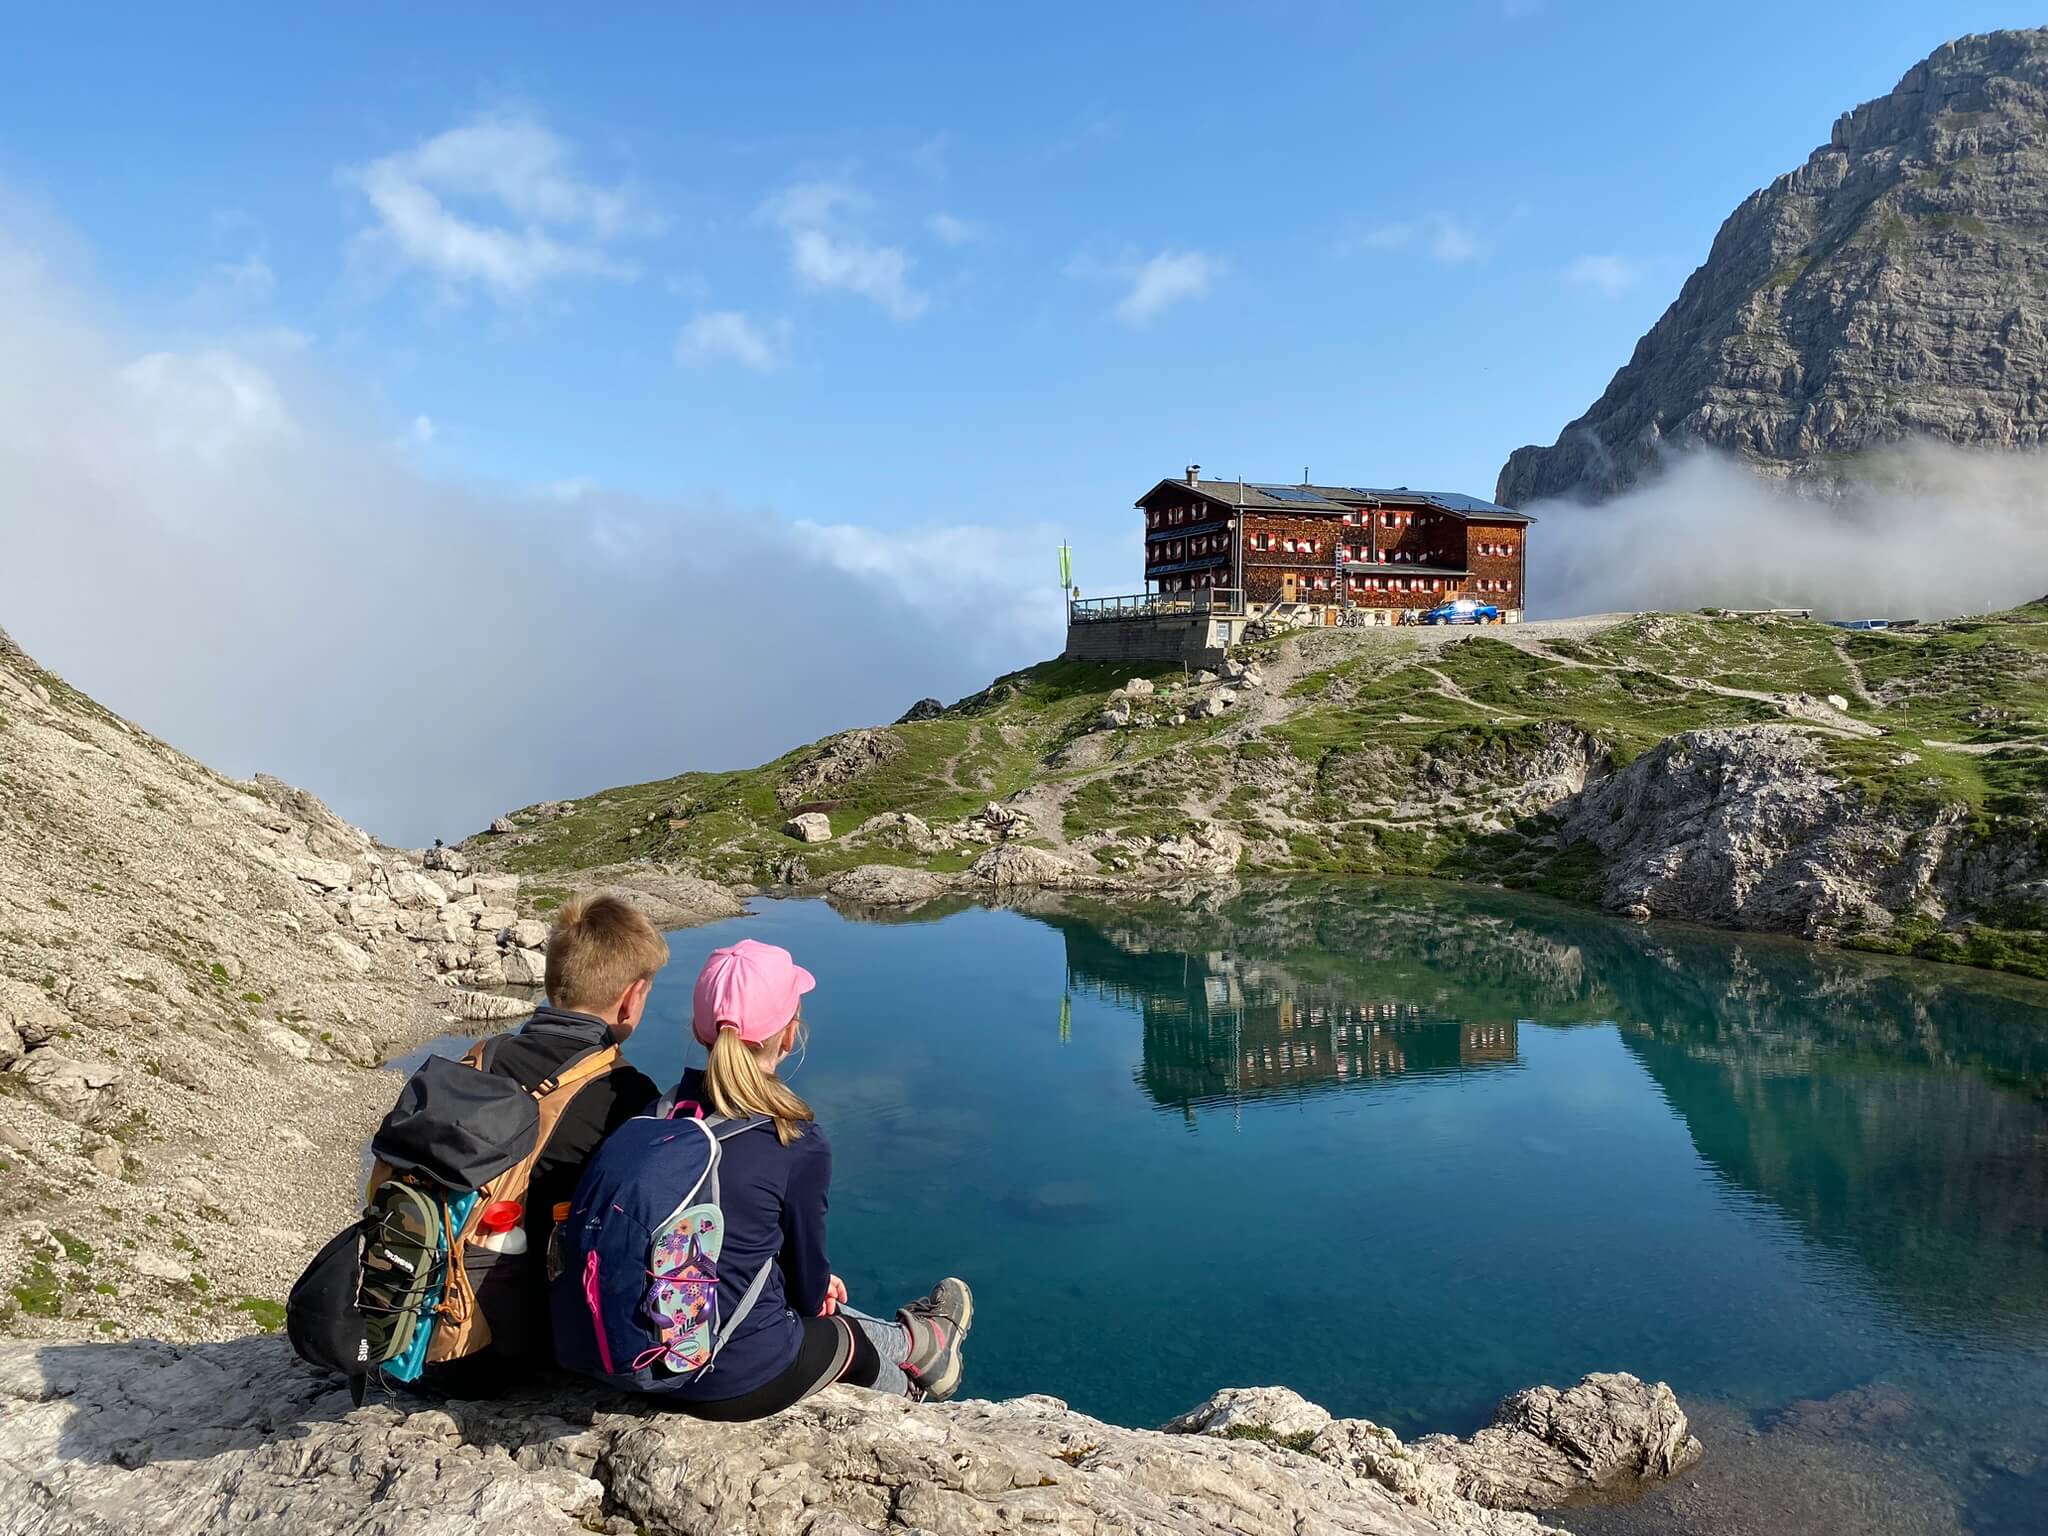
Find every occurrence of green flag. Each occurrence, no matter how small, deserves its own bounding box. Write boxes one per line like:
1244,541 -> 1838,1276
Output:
1058,542 -> 1072,590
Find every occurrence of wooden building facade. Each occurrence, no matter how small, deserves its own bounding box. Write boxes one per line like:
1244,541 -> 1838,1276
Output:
1138,467 -> 1534,614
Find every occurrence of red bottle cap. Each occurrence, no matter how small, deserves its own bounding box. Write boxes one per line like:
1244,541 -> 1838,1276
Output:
478,1200 -> 524,1232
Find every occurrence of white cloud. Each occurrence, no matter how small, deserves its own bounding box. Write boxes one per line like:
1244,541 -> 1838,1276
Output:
0,221 -> 1051,844
215,253 -> 275,300
1564,253 -> 1646,297
1527,445 -> 2048,620
1112,249 -> 1223,327
926,212 -> 983,245
797,520 -> 1068,647
344,111 -> 656,301
411,414 -> 435,443
1357,214 -> 1483,264
762,181 -> 927,320
675,309 -> 789,372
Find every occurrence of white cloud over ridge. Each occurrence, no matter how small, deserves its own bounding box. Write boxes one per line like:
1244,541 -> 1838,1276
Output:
1563,253 -> 1644,297
762,180 -> 927,320
344,111 -> 657,300
1526,446 -> 2048,621
0,226 -> 1054,845
675,309 -> 789,372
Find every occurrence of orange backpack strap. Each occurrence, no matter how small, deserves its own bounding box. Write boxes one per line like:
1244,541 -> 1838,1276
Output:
426,1041 -> 625,1362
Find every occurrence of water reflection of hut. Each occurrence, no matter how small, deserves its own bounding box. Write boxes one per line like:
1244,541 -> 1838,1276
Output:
1054,915 -> 1521,1115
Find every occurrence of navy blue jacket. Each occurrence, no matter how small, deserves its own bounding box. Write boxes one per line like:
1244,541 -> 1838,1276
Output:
657,1068 -> 834,1401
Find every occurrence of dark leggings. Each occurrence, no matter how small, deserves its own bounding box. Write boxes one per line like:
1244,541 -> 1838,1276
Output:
678,1314 -> 884,1422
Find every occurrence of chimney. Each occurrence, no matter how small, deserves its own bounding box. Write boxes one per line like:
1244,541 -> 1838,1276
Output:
1186,463 -> 1201,486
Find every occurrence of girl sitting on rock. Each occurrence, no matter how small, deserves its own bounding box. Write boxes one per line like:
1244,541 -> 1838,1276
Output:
553,938 -> 972,1417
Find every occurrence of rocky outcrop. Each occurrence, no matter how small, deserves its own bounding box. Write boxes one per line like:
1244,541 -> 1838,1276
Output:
897,697 -> 946,723
1408,1373 -> 1703,1511
775,729 -> 905,810
0,1338 -> 1701,1535
1498,28 -> 2048,504
1550,724 -> 2042,939
827,864 -> 952,907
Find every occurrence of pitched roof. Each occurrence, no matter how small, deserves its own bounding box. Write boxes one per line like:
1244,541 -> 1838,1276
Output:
1136,478 -> 1535,524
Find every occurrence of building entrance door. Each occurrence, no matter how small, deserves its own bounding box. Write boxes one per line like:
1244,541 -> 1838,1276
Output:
1281,572 -> 1298,602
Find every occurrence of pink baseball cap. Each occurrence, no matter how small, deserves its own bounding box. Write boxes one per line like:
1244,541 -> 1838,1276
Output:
692,939 -> 816,1046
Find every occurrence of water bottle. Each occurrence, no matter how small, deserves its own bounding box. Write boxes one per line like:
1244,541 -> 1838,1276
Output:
474,1200 -> 528,1255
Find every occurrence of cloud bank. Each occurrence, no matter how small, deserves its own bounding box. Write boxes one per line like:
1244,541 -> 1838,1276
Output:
0,227 -> 1057,846
1525,445 -> 2048,621
344,111 -> 658,301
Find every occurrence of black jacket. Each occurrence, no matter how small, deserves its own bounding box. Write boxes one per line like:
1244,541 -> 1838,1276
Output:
486,1005 -> 660,1255
425,1006 -> 657,1389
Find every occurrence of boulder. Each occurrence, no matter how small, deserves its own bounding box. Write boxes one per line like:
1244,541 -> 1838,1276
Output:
422,844 -> 470,874
386,870 -> 449,910
490,817 -> 517,834
1120,676 -> 1156,697
0,979 -> 67,1054
784,812 -> 833,844
473,874 -> 519,906
288,855 -> 354,892
317,932 -> 373,975
508,918 -> 550,950
476,907 -> 519,934
501,948 -> 548,988
254,1025 -> 313,1062
13,1049 -> 121,1115
344,894 -> 398,931
970,845 -> 1098,892
847,811 -> 951,855
1408,1372 -> 1703,1511
828,865 -> 951,907
448,990 -> 532,1023
1165,1386 -> 1333,1441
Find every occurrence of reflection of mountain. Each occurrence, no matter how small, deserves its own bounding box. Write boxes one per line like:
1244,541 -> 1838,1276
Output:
1049,905 -> 1524,1114
1024,880 -> 2048,1328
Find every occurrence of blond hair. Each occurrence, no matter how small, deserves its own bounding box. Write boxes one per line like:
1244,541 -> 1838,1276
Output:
544,894 -> 670,1013
704,1020 -> 815,1145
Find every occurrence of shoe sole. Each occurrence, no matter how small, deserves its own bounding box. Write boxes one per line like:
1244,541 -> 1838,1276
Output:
920,1279 -> 974,1401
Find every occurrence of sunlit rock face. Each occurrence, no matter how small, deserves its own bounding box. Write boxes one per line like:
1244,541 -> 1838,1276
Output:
1497,29 -> 2048,507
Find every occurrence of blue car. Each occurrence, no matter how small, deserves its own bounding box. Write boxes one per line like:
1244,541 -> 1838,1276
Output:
1421,599 -> 1500,625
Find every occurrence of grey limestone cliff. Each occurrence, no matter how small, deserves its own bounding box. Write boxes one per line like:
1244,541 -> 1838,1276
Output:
1498,28 -> 2048,506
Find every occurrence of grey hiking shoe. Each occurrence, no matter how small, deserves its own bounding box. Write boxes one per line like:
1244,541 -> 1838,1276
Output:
898,1278 -> 974,1401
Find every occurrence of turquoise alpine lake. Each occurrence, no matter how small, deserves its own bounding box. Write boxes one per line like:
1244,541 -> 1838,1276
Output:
618,881 -> 2048,1531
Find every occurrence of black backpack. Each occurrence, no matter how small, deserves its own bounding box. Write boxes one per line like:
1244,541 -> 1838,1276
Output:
286,1037 -> 620,1401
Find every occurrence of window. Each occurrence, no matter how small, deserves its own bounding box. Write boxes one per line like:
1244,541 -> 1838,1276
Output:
1283,538 -> 1297,554
1307,539 -> 1319,554
1383,512 -> 1397,527
1504,578 -> 1515,591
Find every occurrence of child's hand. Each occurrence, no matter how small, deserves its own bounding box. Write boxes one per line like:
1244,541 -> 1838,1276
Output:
820,1274 -> 848,1316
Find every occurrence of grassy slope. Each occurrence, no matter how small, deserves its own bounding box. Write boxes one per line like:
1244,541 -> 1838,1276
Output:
481,605 -> 2048,975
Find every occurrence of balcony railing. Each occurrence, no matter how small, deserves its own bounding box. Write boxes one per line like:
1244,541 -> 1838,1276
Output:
1069,589 -> 1245,622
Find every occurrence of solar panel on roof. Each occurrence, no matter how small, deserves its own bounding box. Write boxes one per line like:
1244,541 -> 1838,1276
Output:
1257,487 -> 1328,503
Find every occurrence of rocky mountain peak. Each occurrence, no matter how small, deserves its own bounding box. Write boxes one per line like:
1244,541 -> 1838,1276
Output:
1497,27 -> 2048,507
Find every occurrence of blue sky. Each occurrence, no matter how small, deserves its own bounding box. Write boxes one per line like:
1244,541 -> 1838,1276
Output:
0,1 -> 2035,839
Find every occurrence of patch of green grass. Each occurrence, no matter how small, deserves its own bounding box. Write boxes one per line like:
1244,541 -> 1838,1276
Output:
50,1228 -> 94,1266
1222,1424 -> 1322,1453
11,1241 -> 61,1317
208,962 -> 231,985
241,991 -> 264,1006
234,1295 -> 287,1332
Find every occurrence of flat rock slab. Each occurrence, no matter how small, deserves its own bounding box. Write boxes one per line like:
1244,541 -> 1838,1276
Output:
0,1337 -> 1641,1536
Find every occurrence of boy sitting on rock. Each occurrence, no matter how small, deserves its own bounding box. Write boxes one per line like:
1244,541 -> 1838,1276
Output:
422,894 -> 664,1393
